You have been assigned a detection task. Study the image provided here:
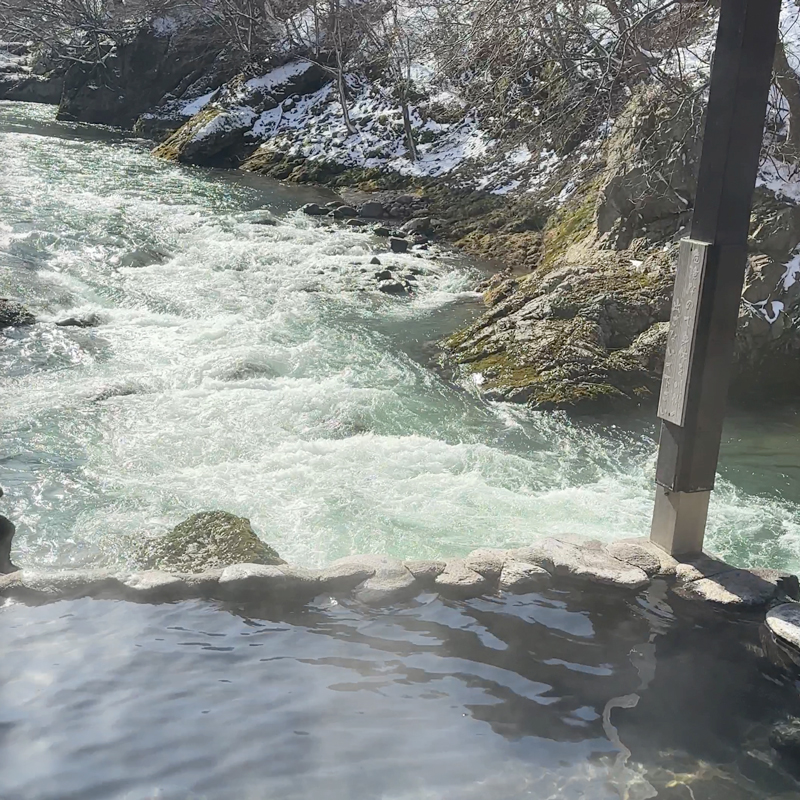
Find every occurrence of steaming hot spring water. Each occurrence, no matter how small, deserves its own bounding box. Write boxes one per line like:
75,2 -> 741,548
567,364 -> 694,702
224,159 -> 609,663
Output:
2,101 -> 800,799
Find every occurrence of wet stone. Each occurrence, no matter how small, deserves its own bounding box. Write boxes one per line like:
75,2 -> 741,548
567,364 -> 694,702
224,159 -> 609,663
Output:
369,256 -> 382,265
675,568 -> 798,608
353,563 -> 417,606
403,560 -> 446,584
435,559 -> 490,598
333,205 -> 358,219
606,539 -> 674,577
301,203 -> 326,216
499,561 -> 552,593
767,603 -> 800,649
373,226 -> 391,237
389,237 -> 409,253
464,548 -> 507,578
377,279 -> 409,296
509,537 -> 649,590
319,554 -> 390,592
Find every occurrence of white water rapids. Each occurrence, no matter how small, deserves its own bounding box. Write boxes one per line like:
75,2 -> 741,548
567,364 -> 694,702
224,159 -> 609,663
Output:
2,101 -> 800,572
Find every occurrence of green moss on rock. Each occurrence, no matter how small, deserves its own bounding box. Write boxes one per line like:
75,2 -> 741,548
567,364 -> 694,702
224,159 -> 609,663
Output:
140,510 -> 284,573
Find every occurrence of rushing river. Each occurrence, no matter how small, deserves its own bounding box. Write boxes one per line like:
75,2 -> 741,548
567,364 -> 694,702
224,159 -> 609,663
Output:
2,100 -> 800,572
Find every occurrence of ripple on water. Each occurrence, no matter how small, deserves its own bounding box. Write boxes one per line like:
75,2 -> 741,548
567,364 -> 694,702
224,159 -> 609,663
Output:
1,583 -> 799,799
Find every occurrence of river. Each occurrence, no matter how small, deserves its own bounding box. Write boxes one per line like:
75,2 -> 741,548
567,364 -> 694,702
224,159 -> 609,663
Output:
2,100 -> 800,573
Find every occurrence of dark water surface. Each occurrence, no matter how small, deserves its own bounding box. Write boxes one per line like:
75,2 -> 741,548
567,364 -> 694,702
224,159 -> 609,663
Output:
1,585 -> 800,800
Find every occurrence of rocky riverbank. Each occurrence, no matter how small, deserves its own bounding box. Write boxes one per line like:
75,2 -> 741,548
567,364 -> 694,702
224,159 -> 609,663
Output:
4,3 -> 800,414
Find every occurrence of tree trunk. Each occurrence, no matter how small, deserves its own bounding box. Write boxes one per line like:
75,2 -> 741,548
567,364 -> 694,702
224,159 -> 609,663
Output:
401,100 -> 417,162
774,39 -> 800,158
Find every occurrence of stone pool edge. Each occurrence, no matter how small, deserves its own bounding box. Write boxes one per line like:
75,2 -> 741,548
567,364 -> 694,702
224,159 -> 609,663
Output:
2,535 -> 798,611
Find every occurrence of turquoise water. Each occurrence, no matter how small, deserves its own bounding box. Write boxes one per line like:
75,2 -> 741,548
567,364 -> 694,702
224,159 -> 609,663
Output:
1,101 -> 800,572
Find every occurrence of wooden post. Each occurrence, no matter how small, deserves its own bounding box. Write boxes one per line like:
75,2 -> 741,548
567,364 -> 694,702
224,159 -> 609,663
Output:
650,0 -> 782,556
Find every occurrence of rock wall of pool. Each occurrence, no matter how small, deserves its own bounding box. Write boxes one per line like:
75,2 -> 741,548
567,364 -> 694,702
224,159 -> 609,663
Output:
4,535 -> 800,799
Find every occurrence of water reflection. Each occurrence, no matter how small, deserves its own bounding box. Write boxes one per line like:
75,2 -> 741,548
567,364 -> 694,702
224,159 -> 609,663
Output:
2,583 -> 795,798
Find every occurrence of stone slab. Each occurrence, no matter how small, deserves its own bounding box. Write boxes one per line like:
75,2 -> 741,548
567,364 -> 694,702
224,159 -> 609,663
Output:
498,561 -> 552,593
675,568 -> 795,608
434,560 -> 490,598
463,548 -> 507,578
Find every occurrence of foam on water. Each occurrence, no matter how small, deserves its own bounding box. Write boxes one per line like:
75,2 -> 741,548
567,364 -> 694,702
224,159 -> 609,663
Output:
2,101 -> 800,572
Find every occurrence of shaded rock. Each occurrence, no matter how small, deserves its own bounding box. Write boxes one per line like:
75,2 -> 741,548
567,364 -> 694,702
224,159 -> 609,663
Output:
346,218 -> 368,227
370,256 -> 382,265
499,561 -> 552,593
0,569 -> 125,602
59,22 -> 224,128
359,201 -> 385,218
301,203 -> 327,216
509,537 -> 650,589
141,511 -> 284,574
333,205 -> 358,219
374,269 -> 394,280
0,299 -> 35,328
770,718 -> 800,777
55,313 -> 101,328
435,559 -> 490,598
389,237 -> 409,253
373,227 -> 391,237
377,279 -> 410,296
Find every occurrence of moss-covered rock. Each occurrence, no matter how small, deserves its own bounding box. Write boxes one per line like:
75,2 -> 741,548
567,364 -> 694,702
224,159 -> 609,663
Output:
140,511 -> 284,574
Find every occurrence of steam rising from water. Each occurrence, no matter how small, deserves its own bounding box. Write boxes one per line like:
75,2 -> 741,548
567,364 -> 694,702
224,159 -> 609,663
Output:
1,102 -> 800,571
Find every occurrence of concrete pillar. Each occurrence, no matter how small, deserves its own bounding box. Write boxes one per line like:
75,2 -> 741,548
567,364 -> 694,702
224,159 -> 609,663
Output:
650,0 -> 782,556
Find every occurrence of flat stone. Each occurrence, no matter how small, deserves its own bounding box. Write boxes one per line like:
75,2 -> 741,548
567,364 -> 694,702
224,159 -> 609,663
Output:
0,569 -> 125,600
434,559 -> 490,598
319,554 -> 398,593
499,561 -> 551,593
463,548 -> 507,578
217,563 -> 316,601
767,604 -> 800,649
403,560 -> 446,583
353,564 -> 417,605
674,553 -> 733,584
606,539 -> 674,577
120,570 -> 196,601
675,568 -> 795,607
509,538 -> 649,589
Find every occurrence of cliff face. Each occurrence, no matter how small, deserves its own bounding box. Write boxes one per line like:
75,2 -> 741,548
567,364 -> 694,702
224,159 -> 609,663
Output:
57,22 -> 225,128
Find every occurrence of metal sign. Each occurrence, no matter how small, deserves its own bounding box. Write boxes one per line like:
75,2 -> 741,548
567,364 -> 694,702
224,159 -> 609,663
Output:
657,239 -> 710,426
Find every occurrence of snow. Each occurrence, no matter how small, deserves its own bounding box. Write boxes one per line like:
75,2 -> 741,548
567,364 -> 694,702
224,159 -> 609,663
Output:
246,61 -> 312,92
757,157 -> 800,204
766,300 -> 785,324
782,247 -> 800,290
182,91 -> 216,117
152,17 -> 180,37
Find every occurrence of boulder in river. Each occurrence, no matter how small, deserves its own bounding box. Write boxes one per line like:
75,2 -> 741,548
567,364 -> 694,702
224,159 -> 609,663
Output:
359,201 -> 385,219
0,299 -> 35,328
301,203 -> 326,216
140,511 -> 284,574
389,237 -> 409,253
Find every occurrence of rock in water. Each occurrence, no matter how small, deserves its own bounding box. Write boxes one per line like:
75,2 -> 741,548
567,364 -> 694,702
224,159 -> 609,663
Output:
389,237 -> 409,253
0,299 -> 35,328
141,511 -> 284,574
